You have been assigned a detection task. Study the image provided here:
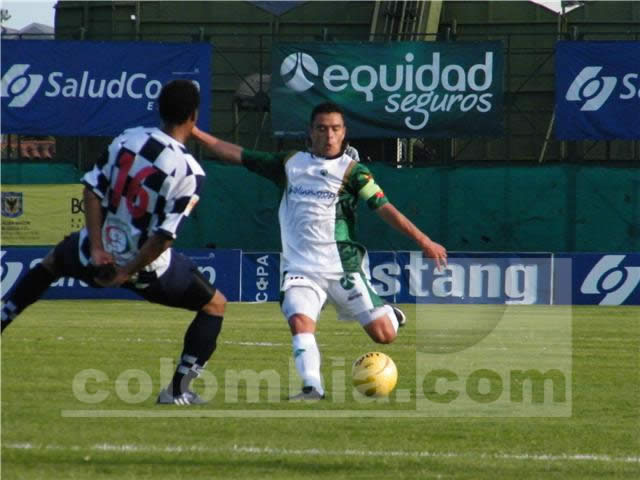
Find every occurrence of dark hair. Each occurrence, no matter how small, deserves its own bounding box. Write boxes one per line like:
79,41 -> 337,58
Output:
158,79 -> 200,126
310,102 -> 345,125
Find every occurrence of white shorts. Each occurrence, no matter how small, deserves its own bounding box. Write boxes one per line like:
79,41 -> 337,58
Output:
280,271 -> 386,326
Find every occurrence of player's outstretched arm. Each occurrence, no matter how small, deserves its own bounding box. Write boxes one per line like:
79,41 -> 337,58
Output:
375,203 -> 448,271
191,126 -> 243,165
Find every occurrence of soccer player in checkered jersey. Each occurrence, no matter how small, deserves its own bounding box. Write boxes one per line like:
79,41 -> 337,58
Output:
1,80 -> 225,405
192,102 -> 447,400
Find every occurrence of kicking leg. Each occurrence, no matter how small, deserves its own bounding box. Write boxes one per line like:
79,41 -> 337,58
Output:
330,273 -> 401,345
360,305 -> 400,344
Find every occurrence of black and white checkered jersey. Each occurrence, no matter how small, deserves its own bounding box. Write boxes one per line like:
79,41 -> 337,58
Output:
79,126 -> 205,275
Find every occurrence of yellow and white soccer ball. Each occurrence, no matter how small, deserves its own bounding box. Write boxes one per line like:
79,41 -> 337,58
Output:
352,352 -> 398,397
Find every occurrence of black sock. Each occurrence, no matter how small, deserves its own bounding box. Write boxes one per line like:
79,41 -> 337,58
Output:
2,264 -> 57,332
170,312 -> 223,394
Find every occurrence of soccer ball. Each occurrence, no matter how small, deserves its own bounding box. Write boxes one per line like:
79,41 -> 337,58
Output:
352,352 -> 398,397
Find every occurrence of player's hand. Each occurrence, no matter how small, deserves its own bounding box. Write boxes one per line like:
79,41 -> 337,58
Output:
422,240 -> 448,271
94,265 -> 130,288
89,247 -> 118,284
90,247 -> 114,268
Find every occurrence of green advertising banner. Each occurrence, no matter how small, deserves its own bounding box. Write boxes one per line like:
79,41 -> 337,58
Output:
272,42 -> 504,139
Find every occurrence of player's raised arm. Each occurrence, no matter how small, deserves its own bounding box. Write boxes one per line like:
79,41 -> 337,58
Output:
375,203 -> 448,271
191,126 -> 243,165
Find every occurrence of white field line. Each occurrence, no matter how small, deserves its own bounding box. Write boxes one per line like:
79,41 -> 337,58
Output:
26,338 -> 287,347
222,341 -> 285,347
3,442 -> 639,464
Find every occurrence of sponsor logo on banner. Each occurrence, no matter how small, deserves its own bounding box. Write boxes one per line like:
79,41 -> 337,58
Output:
254,255 -> 272,302
280,53 -> 318,92
580,255 -> 640,305
1,63 -> 169,107
241,253 -> 280,302
273,42 -> 503,138
565,66 -> 618,111
1,64 -> 44,107
280,51 -> 496,131
1,250 -> 24,298
372,252 -> 550,305
1,192 -> 23,218
565,66 -> 639,112
287,184 -> 336,200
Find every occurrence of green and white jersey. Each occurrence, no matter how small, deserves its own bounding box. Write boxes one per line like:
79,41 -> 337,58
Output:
242,149 -> 388,277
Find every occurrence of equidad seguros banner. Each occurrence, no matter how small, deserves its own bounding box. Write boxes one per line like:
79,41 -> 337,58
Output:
271,41 -> 504,139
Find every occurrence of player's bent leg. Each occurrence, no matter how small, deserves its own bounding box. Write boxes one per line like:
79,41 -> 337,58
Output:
201,289 -> 227,317
151,255 -> 225,405
363,316 -> 397,344
359,305 -> 400,344
330,273 -> 401,343
1,247 -> 61,333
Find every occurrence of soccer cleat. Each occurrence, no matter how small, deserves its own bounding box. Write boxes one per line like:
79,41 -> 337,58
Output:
391,305 -> 407,328
156,388 -> 207,405
288,386 -> 325,401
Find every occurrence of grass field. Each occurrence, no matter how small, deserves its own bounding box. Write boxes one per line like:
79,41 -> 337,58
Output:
1,301 -> 639,479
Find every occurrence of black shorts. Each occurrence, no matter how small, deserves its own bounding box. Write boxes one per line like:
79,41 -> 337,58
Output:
53,232 -> 216,311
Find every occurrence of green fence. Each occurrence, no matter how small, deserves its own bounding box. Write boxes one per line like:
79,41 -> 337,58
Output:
3,161 -> 638,251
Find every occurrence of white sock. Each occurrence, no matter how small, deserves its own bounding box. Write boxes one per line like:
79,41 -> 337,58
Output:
292,333 -> 323,394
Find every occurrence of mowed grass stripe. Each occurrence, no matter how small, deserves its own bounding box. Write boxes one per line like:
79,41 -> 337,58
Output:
5,441 -> 639,464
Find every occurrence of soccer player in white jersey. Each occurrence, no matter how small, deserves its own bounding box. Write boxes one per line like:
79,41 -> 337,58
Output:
1,80 -> 227,406
192,102 -> 447,400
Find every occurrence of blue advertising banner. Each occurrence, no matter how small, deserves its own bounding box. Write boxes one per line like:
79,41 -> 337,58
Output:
555,41 -> 640,140
365,251 -> 398,302
240,252 -> 281,302
186,249 -> 241,302
556,253 -> 640,305
1,40 -> 211,136
0,248 -> 240,302
2,249 -> 637,305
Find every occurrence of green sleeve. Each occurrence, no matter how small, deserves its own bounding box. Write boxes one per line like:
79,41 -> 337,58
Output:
347,163 -> 389,210
241,149 -> 295,186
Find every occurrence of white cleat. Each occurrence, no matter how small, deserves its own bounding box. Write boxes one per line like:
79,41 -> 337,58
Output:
156,388 -> 206,405
391,305 -> 407,327
288,386 -> 326,401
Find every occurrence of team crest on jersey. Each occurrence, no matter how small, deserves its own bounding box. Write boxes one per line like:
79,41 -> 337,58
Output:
105,223 -> 132,254
1,192 -> 23,218
320,169 -> 328,177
